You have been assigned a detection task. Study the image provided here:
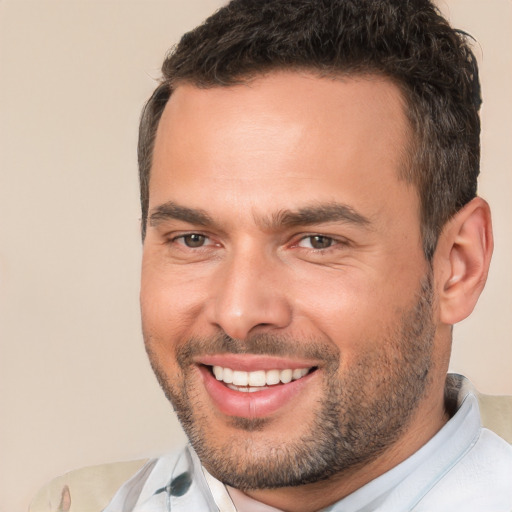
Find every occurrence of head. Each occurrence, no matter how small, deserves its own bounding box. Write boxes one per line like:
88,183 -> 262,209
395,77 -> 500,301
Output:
138,0 -> 492,508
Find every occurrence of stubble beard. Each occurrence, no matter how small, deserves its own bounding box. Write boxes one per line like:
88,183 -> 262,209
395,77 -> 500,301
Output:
144,274 -> 436,490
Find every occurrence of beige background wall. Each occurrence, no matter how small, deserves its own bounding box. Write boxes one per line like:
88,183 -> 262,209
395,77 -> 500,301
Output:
0,1 -> 510,511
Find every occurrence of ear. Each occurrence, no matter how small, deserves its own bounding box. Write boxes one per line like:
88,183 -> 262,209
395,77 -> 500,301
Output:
435,197 -> 493,325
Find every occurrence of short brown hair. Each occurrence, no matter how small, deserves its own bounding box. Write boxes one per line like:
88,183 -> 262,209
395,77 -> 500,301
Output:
138,0 -> 481,259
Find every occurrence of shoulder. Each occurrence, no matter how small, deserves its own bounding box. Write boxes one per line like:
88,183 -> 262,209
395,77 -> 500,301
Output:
466,426 -> 512,481
29,459 -> 149,512
415,428 -> 512,511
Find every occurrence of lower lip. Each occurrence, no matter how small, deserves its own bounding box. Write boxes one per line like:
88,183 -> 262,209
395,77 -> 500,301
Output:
198,365 -> 317,419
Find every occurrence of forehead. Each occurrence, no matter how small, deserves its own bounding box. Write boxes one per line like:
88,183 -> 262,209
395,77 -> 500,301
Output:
150,72 -> 415,224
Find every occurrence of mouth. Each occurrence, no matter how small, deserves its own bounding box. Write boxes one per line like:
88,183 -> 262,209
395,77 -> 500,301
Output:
196,357 -> 319,419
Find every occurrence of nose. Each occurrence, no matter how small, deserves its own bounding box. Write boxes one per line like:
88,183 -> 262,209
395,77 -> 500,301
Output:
205,248 -> 292,340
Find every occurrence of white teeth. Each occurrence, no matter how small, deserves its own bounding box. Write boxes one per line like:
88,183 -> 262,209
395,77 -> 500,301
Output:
232,370 -> 248,386
211,365 -> 311,389
227,384 -> 262,393
266,369 -> 281,385
223,367 -> 233,384
292,368 -> 305,380
280,369 -> 293,384
248,370 -> 266,387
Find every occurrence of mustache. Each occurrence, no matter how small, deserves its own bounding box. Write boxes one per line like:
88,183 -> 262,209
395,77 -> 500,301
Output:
175,332 -> 340,367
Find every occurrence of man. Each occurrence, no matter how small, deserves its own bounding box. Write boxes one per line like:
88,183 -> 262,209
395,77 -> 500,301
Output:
31,0 -> 512,511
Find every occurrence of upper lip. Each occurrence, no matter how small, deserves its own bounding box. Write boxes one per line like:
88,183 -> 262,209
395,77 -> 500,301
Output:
195,353 -> 319,372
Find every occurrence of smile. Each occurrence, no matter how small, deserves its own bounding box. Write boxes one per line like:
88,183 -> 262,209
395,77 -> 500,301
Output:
198,361 -> 318,418
212,365 -> 312,392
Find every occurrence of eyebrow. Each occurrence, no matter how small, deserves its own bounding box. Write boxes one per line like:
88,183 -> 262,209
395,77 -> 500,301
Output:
149,202 -> 214,227
149,201 -> 371,231
265,203 -> 372,230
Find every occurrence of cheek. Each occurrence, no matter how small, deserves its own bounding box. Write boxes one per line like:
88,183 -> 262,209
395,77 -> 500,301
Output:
292,268 -> 380,331
140,253 -> 209,335
290,266 -> 410,362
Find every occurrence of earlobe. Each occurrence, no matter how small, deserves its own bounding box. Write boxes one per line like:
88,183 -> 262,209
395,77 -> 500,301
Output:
436,197 -> 493,325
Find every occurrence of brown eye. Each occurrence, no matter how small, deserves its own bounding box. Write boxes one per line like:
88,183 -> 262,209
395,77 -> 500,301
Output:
296,235 -> 333,249
309,235 -> 333,249
182,234 -> 207,247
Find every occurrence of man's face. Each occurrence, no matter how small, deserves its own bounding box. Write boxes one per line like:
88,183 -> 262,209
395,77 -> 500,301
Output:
141,72 -> 437,489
